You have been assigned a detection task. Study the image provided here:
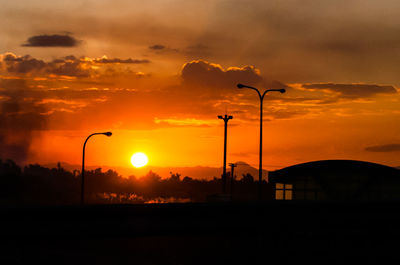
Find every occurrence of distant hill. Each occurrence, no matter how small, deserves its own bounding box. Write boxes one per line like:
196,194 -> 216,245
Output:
43,161 -> 268,180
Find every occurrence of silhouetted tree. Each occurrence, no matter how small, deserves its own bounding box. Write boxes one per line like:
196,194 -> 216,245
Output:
0,160 -> 274,205
0,159 -> 21,202
241,173 -> 254,183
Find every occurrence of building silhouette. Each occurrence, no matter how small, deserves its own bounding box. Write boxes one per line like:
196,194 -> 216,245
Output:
269,160 -> 400,202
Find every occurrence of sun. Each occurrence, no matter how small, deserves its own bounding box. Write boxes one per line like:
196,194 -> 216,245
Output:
130,152 -> 149,168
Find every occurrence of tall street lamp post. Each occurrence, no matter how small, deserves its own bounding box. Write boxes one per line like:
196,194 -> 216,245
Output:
218,114 -> 233,193
81,131 -> 112,205
237,83 -> 285,200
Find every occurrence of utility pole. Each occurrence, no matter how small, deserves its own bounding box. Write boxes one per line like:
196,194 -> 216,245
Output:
218,114 -> 233,193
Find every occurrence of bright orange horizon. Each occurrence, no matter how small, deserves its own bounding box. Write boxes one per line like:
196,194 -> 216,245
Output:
1,1 -> 400,172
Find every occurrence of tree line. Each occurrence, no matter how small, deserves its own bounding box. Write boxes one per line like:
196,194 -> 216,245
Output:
0,159 -> 273,205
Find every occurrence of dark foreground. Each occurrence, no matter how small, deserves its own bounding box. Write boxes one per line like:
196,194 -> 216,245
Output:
1,202 -> 400,264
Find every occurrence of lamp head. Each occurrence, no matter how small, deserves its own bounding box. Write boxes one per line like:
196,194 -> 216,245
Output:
279,89 -> 286,94
104,132 -> 112,137
218,115 -> 223,119
237,83 -> 245,89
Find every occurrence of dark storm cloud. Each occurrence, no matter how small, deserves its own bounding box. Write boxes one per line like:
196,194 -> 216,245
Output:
149,44 -> 166,50
365,144 -> 400,152
302,83 -> 397,98
22,34 -> 79,47
181,60 -> 262,89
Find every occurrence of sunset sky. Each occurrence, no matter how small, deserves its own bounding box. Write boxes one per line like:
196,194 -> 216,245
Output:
1,0 -> 400,173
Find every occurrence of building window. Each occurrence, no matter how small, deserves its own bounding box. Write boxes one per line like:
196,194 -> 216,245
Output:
275,183 -> 293,200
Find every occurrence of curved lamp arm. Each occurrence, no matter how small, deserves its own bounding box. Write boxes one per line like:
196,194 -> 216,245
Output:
237,83 -> 285,99
81,131 -> 112,204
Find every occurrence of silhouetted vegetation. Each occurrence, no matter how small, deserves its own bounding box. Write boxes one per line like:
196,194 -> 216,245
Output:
0,159 -> 273,205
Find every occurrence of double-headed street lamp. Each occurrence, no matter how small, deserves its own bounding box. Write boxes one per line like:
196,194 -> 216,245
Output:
237,83 -> 285,200
81,131 -> 112,205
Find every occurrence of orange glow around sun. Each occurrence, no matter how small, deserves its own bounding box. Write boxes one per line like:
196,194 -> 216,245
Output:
130,152 -> 149,168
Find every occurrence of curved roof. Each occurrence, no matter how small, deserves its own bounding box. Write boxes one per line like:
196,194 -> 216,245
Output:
269,160 -> 400,182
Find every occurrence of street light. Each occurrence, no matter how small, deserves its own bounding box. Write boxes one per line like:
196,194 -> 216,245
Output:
218,114 -> 233,193
237,83 -> 285,200
81,131 -> 112,205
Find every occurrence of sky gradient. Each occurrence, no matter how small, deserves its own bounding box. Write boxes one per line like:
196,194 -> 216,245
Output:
1,0 -> 399,173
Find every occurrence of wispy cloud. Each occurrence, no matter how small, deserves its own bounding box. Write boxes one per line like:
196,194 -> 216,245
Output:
302,83 -> 397,99
92,57 -> 150,64
365,144 -> 400,152
149,44 -> 166,50
154,117 -> 220,127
